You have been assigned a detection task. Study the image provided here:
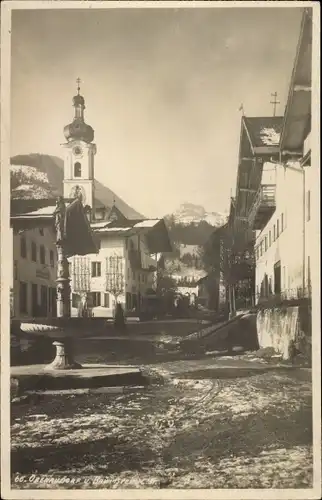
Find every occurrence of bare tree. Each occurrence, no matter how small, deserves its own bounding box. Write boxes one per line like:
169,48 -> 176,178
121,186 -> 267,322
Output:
105,255 -> 125,312
70,256 -> 92,317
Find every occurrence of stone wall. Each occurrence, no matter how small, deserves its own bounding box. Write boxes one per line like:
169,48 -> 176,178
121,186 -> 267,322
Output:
256,303 -> 311,361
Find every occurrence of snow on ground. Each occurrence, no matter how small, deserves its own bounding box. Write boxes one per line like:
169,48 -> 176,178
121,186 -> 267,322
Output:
11,363 -> 312,489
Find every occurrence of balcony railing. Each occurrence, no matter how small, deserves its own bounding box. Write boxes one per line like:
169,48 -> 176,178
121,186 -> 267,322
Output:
249,184 -> 276,230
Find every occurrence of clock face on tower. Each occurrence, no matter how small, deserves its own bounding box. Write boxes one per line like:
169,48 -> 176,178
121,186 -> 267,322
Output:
73,145 -> 83,157
70,185 -> 86,204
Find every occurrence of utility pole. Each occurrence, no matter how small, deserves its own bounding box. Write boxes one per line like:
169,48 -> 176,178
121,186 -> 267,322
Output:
270,92 -> 280,117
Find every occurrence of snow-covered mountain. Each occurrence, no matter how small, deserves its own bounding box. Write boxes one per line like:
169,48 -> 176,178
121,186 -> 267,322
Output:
10,153 -> 144,219
170,203 -> 228,227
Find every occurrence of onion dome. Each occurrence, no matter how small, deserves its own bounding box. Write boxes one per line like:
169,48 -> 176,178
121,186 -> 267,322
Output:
64,120 -> 94,143
63,78 -> 94,143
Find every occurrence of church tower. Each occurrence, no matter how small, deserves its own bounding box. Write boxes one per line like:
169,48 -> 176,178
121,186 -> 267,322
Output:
62,79 -> 96,211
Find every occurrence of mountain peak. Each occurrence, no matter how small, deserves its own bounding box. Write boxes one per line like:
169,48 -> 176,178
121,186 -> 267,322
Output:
168,202 -> 227,227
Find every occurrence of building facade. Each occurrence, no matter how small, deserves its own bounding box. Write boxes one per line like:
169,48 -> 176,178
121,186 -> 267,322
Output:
70,213 -> 171,317
252,8 -> 312,302
70,215 -> 168,317
253,161 -> 307,299
10,225 -> 57,319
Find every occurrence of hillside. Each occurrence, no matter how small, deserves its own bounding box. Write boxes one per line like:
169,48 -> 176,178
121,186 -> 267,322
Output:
10,154 -> 144,220
163,204 -> 227,285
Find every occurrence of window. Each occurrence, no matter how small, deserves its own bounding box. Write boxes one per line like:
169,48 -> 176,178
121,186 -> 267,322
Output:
40,285 -> 48,316
20,236 -> 27,258
281,213 -> 284,232
132,271 -> 135,281
273,224 -> 276,241
274,261 -> 281,295
307,190 -> 311,221
126,292 -> 131,310
92,292 -> 101,307
14,261 -> 18,280
74,162 -> 82,177
277,219 -> 280,238
264,236 -> 268,252
40,245 -> 46,265
19,282 -> 28,314
72,293 -> 80,309
104,293 -> 110,308
39,228 -> 44,236
31,241 -> 37,262
50,250 -> 55,267
91,262 -> 101,277
260,241 -> 263,257
269,230 -> 272,247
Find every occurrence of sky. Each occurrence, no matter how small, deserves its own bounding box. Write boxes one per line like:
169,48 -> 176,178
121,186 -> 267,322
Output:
11,6 -> 303,218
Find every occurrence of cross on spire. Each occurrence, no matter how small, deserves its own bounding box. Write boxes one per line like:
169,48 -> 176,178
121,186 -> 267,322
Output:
270,92 -> 280,117
76,77 -> 81,95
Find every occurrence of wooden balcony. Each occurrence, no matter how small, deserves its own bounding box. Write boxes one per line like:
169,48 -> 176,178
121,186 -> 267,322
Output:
249,184 -> 276,230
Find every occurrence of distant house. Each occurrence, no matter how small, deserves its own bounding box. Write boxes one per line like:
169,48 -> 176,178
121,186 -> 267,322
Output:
252,8 -> 312,302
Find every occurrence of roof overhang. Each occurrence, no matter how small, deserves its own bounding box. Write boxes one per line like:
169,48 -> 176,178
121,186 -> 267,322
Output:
10,199 -> 98,256
92,218 -> 173,254
280,9 -> 312,154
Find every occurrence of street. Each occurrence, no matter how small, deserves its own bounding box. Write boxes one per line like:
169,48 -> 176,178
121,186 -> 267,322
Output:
11,339 -> 312,489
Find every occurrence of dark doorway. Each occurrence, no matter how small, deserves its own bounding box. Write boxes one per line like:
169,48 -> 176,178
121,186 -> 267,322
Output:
40,285 -> 48,317
51,287 -> 57,317
263,274 -> 269,298
31,284 -> 38,317
274,261 -> 281,295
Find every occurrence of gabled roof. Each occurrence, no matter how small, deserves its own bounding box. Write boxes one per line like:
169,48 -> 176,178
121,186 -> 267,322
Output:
91,215 -> 172,254
243,116 -> 283,152
106,203 -> 130,227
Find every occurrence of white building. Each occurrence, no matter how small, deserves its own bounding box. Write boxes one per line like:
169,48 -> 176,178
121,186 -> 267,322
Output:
9,221 -> 57,319
61,82 -> 172,316
252,8 -> 312,302
70,210 -> 172,317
